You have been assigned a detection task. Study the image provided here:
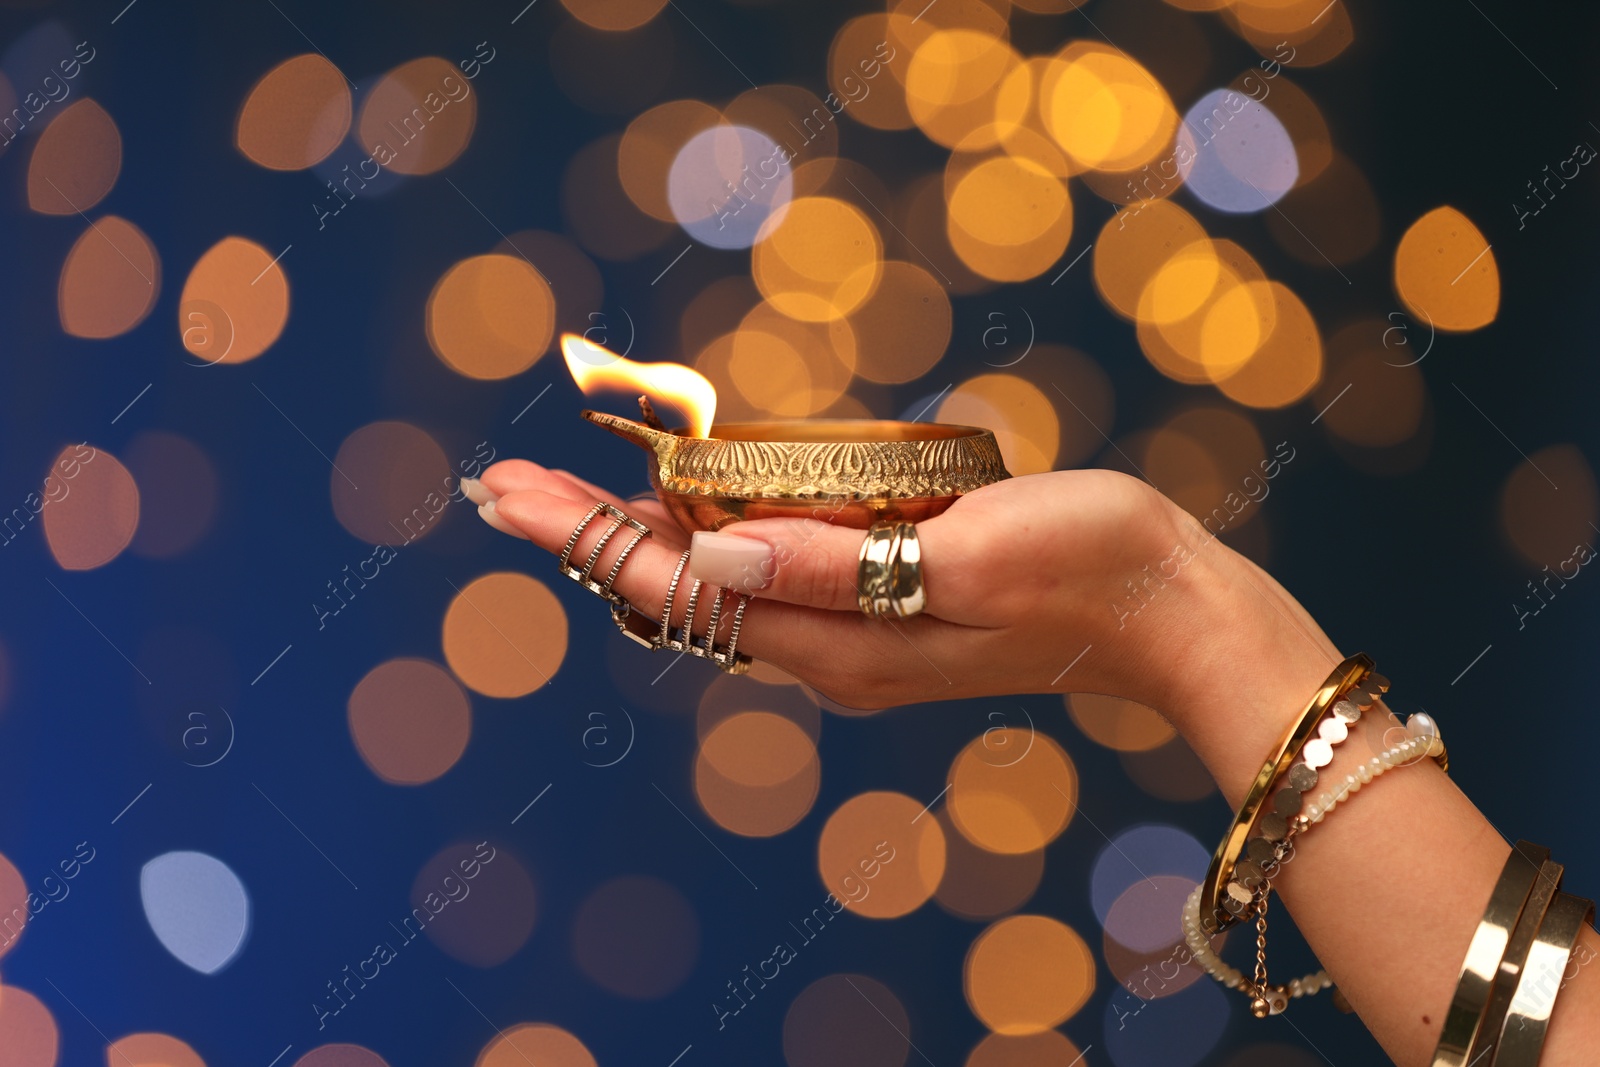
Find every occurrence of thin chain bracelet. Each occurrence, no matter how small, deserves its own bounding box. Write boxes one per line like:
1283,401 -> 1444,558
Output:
1185,718 -> 1448,1017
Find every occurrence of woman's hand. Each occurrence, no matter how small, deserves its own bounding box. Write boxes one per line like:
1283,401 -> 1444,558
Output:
475,459 -> 1330,726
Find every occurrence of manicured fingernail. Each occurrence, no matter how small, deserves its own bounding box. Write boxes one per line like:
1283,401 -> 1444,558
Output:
690,530 -> 772,592
460,477 -> 497,506
478,500 -> 525,538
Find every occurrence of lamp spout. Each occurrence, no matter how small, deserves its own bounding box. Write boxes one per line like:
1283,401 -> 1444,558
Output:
580,410 -> 679,458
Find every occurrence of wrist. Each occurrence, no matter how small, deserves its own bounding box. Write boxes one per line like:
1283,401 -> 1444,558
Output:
1150,538 -> 1345,808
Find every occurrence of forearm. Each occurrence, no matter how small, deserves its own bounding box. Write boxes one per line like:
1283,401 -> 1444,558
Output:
1165,550 -> 1600,1066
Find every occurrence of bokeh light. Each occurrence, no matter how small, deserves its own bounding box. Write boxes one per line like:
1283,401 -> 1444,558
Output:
236,54 -> 351,170
0,986 -> 57,1067
844,260 -> 951,384
1213,282 -> 1322,408
725,85 -> 840,197
412,840 -> 536,967
1021,345 -> 1115,467
426,254 -> 557,379
965,915 -> 1095,1034
817,791 -> 945,918
494,230 -> 603,339
476,1024 -> 596,1067
27,97 -> 119,214
697,670 -> 820,742
178,236 -> 290,364
938,374 -> 1059,475
1093,199 -> 1207,321
752,195 -> 881,319
1499,445 -> 1599,570
1266,151 -> 1380,267
945,155 -> 1073,282
670,125 -> 794,250
109,1033 -> 206,1067
1315,320 -> 1428,449
0,851 -> 27,959
699,710 -> 815,786
559,0 -> 669,31
1135,240 -> 1268,385
1101,976 -> 1229,1067
619,99 -> 724,222
1089,824 -> 1208,925
725,301 -> 857,416
1394,206 -> 1499,332
947,727 -> 1077,854
1146,405 -> 1268,527
139,851 -> 251,974
1176,88 -> 1297,213
329,420 -> 453,545
123,430 -> 220,559
695,735 -> 820,836
1067,692 -> 1175,752
784,974 -> 911,1067
933,809 -> 1045,921
572,875 -> 699,998
1121,735 -> 1216,803
1103,873 -> 1195,953
1041,44 -> 1177,173
905,29 -> 1024,150
58,216 -> 159,339
966,1030 -> 1086,1067
828,15 -> 913,131
348,658 -> 471,785
564,134 -> 675,260
292,1048 -> 388,1067
549,16 -> 674,116
355,57 -> 476,176
441,572 -> 569,698
41,442 -> 138,571
695,688 -> 820,836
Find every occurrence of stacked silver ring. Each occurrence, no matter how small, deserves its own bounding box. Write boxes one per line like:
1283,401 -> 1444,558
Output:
558,502 -> 750,674
656,550 -> 751,674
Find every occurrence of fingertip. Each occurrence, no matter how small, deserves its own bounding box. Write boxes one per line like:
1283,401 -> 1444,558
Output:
477,500 -> 527,538
479,458 -> 547,497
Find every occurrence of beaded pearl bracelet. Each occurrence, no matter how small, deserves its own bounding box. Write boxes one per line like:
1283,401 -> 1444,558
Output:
1185,714 -> 1448,1016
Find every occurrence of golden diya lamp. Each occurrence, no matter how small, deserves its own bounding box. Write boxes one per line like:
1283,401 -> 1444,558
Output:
562,335 -> 1011,533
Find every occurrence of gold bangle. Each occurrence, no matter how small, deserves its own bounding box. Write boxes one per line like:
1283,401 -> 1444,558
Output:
1431,841 -> 1552,1067
1468,858 -> 1564,1066
1198,653 -> 1374,935
1494,891 -> 1596,1067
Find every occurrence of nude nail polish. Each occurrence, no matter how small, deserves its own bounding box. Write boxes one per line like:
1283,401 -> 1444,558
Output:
478,500 -> 525,538
690,530 -> 772,592
459,477 -> 497,506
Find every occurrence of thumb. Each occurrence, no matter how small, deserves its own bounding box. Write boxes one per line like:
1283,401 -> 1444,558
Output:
688,517 -> 871,612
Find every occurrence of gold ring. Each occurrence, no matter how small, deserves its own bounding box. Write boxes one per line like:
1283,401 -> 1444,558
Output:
888,522 -> 925,618
857,521 -> 925,618
857,523 -> 897,616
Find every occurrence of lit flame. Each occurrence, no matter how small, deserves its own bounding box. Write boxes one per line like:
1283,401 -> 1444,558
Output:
560,333 -> 718,439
